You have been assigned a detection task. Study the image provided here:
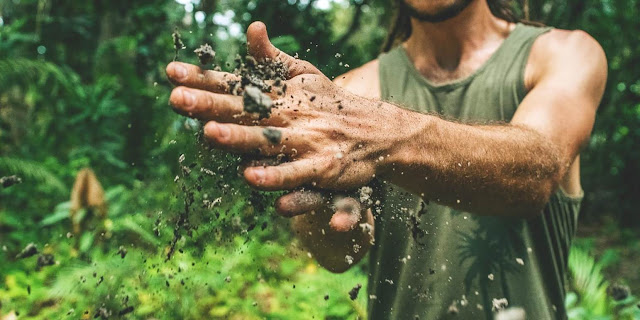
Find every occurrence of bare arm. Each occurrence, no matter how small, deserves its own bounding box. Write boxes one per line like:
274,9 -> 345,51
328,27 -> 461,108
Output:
380,30 -> 606,217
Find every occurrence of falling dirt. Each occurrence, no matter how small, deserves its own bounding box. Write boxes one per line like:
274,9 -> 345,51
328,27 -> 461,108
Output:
172,28 -> 185,61
194,44 -> 215,66
348,283 -> 362,300
15,243 -> 38,259
1,175 -> 22,188
36,253 -> 55,270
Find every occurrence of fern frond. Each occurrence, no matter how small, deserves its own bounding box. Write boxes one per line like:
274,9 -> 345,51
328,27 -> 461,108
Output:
0,58 -> 81,94
568,246 -> 612,315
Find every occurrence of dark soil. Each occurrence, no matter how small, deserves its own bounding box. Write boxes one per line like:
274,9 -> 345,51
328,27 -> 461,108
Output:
36,253 -> 55,270
1,175 -> 22,188
243,85 -> 273,119
348,283 -> 362,300
607,283 -> 630,301
262,128 -> 282,144
194,44 -> 215,66
172,28 -> 185,61
16,243 -> 38,259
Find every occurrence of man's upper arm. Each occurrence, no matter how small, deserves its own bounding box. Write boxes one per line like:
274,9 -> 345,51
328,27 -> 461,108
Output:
333,60 -> 380,99
512,30 -> 607,163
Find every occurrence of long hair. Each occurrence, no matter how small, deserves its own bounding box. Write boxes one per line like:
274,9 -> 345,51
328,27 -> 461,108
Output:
382,0 -> 538,52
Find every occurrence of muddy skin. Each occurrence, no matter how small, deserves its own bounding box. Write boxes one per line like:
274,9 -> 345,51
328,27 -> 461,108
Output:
243,85 -> 273,119
262,128 -> 282,144
16,243 -> 38,259
194,44 -> 215,66
1,175 -> 22,188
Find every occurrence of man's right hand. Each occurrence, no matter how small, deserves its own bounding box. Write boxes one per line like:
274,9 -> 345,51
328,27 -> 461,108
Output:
277,190 -> 375,273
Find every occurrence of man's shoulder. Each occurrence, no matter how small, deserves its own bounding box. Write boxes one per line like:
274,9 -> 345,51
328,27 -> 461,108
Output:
333,59 -> 380,99
526,28 -> 606,89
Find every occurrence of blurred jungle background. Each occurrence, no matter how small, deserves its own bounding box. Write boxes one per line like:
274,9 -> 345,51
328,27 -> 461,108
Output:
0,0 -> 639,319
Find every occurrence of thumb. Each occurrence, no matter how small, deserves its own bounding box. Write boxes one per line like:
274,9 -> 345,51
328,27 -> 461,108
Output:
247,21 -> 321,78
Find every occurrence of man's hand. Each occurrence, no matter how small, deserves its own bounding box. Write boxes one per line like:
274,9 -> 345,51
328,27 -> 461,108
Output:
167,22 -> 395,194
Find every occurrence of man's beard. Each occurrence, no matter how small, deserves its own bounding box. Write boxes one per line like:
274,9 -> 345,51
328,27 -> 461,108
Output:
399,0 -> 475,23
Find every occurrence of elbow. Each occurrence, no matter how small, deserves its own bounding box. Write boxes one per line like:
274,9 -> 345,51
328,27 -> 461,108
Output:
514,176 -> 562,219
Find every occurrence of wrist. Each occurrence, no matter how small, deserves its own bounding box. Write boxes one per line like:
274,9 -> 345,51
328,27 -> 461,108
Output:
376,107 -> 435,178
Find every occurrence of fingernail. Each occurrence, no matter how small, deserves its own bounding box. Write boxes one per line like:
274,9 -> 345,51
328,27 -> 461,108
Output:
182,90 -> 195,107
217,124 -> 230,140
174,64 -> 187,80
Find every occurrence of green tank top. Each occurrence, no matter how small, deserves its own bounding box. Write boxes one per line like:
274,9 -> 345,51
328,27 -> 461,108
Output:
370,23 -> 583,320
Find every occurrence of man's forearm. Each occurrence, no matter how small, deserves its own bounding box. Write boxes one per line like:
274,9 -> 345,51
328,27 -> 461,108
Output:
380,108 -> 568,218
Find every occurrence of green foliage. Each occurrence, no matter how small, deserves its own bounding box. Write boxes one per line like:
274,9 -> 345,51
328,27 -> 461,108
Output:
1,0 -> 639,318
566,246 -> 640,320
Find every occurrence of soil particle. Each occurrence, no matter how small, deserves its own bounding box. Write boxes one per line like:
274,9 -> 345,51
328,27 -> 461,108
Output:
1,175 -> 22,188
324,294 -> 330,301
118,306 -> 134,316
491,298 -> 509,311
225,275 -> 231,283
447,302 -> 459,315
262,128 -> 282,144
117,246 -> 128,259
194,44 -> 215,66
16,243 -> 38,259
172,28 -> 185,61
243,85 -> 273,119
94,306 -> 112,319
608,283 -> 631,301
348,284 -> 362,300
36,253 -> 55,270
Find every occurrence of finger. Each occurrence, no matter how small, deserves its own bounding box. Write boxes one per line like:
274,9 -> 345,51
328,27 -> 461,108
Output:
329,197 -> 362,232
275,190 -> 326,217
243,158 -> 322,191
246,21 -> 321,78
166,61 -> 240,93
170,86 -> 244,122
203,121 -> 293,156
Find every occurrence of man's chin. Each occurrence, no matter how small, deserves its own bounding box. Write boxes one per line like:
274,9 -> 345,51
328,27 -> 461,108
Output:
400,0 -> 474,23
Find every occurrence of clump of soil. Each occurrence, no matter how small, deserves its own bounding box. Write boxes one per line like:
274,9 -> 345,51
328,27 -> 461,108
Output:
194,44 -> 215,66
36,253 -> 55,270
491,298 -> 509,311
243,85 -> 274,119
117,246 -> 127,259
348,283 -> 362,300
262,128 -> 282,144
1,175 -> 22,188
225,55 -> 288,119
172,28 -> 185,61
607,283 -> 631,301
16,243 -> 38,259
